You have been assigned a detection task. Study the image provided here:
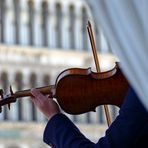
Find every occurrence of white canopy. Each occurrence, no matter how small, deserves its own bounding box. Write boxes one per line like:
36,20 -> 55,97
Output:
86,0 -> 148,111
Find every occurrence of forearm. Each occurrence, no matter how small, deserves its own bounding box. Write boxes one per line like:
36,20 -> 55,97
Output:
43,113 -> 95,148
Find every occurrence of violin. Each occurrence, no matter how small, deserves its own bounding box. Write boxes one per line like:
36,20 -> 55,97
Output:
0,62 -> 129,115
0,21 -> 129,128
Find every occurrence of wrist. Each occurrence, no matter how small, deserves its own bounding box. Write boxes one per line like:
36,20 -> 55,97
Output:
47,112 -> 60,121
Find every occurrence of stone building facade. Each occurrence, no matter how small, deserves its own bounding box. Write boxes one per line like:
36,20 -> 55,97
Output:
0,0 -> 118,147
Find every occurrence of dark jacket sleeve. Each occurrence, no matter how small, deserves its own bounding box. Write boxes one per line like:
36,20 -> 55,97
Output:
43,87 -> 148,148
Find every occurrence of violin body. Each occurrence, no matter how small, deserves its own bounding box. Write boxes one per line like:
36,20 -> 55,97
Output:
55,63 -> 129,114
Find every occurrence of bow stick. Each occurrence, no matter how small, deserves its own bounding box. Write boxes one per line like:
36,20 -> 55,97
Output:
87,21 -> 111,127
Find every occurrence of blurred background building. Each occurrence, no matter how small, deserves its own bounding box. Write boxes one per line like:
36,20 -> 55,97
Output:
0,0 -> 118,147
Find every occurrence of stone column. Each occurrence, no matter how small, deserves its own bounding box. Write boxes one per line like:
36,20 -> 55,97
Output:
34,0 -> 42,46
20,0 -> 30,45
5,0 -> 15,44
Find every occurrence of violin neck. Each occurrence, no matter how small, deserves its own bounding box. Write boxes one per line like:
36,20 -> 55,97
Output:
14,85 -> 55,98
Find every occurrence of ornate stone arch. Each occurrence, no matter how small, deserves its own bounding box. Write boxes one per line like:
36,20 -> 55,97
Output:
15,71 -> 23,90
30,72 -> 37,87
43,74 -> 50,85
1,71 -> 8,90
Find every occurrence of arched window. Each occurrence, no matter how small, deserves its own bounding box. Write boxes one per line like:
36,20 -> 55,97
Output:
55,3 -> 62,48
41,0 -> 49,47
0,0 -> 6,43
30,73 -> 37,121
1,72 -> 8,120
43,74 -> 50,85
13,0 -> 21,44
69,5 -> 75,49
28,0 -> 35,45
82,7 -> 89,51
15,72 -> 23,121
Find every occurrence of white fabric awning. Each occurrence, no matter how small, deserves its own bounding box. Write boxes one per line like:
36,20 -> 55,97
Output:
86,0 -> 148,111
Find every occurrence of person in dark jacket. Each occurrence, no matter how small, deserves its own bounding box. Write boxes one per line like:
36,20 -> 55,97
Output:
31,87 -> 148,148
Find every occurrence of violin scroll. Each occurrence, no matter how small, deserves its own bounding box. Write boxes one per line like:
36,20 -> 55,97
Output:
0,86 -> 16,112
0,85 -> 55,113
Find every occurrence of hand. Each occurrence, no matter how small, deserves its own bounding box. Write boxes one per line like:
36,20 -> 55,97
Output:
31,88 -> 60,120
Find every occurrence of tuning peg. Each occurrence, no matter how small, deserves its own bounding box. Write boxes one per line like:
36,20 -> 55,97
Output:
10,85 -> 14,95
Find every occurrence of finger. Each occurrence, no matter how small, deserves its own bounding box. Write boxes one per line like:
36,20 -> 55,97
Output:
31,88 -> 47,101
30,93 -> 44,107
